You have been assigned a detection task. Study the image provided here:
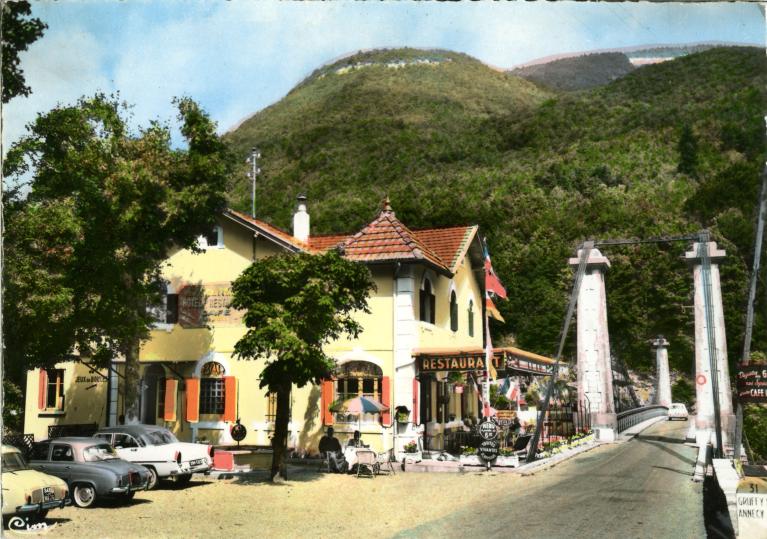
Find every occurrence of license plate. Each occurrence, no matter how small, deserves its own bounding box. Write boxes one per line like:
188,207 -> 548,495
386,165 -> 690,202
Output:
42,487 -> 55,502
189,459 -> 204,467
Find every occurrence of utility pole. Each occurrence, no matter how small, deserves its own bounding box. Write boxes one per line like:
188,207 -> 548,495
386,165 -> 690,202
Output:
247,147 -> 261,218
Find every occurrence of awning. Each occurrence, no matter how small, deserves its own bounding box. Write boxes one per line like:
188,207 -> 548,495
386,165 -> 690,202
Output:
412,346 -> 555,376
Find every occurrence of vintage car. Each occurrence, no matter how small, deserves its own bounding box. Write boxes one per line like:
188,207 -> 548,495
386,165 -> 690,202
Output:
28,438 -> 150,508
2,444 -> 70,522
667,402 -> 689,421
94,425 -> 213,489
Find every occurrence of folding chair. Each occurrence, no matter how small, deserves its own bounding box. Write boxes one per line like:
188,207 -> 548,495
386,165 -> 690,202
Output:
355,450 -> 377,478
375,448 -> 396,476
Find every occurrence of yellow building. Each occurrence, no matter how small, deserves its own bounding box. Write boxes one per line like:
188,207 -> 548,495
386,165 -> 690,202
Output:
24,197 -> 553,455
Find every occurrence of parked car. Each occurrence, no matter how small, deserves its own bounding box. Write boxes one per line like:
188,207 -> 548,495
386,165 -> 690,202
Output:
94,425 -> 213,489
2,444 -> 70,523
28,438 -> 150,508
667,403 -> 689,421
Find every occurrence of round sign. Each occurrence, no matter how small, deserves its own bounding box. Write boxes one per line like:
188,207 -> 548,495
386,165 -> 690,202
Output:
696,374 -> 707,386
230,420 -> 247,442
478,440 -> 499,463
479,418 -> 499,441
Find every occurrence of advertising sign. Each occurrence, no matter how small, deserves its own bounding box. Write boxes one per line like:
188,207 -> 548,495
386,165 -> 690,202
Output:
478,418 -> 499,441
178,283 -> 245,328
736,363 -> 767,403
478,439 -> 499,463
496,410 -> 516,426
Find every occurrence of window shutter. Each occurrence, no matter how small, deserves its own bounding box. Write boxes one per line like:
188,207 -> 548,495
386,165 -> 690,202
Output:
429,293 -> 436,324
38,369 -> 48,410
381,376 -> 391,426
166,294 -> 179,324
186,378 -> 200,423
321,379 -> 334,426
412,378 -> 419,425
223,376 -> 237,422
163,379 -> 178,421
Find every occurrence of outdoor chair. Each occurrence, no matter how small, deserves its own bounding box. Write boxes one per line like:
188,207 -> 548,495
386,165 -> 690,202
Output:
375,448 -> 396,476
512,434 -> 533,457
318,451 -> 332,473
355,450 -> 377,479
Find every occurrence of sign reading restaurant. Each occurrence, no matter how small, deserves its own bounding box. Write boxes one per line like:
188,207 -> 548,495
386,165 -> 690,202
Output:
418,354 -> 504,373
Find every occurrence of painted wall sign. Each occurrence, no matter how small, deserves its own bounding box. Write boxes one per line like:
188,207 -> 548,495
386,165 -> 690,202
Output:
737,364 -> 767,403
736,477 -> 767,537
75,375 -> 106,384
202,361 -> 226,378
178,283 -> 245,328
418,355 -> 504,373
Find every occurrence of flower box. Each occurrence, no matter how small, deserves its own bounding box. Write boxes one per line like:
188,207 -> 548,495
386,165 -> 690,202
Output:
494,455 -> 520,467
459,454 -> 482,466
397,450 -> 422,463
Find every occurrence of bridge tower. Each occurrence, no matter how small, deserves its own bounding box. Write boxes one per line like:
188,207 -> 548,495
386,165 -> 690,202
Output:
685,241 -> 734,450
569,248 -> 617,441
651,336 -> 672,407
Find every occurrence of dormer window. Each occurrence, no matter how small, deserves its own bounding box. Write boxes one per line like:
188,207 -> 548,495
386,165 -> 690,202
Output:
468,299 -> 474,337
420,278 -> 435,324
199,225 -> 223,249
450,290 -> 458,332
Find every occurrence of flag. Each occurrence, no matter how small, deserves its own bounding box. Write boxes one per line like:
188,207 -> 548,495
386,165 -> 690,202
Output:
485,320 -> 497,381
484,242 -> 507,300
486,293 -> 505,322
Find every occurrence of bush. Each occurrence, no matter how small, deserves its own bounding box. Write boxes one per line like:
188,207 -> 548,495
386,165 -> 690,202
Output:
671,378 -> 695,409
744,404 -> 767,463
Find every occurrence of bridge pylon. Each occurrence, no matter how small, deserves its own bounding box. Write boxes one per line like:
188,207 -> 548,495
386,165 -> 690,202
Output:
651,336 -> 672,408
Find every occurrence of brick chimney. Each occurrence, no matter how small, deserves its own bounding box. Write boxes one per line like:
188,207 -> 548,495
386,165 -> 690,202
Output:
292,194 -> 310,242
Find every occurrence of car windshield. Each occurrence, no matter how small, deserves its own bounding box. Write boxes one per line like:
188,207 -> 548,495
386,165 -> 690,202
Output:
2,451 -> 29,472
83,444 -> 120,461
141,429 -> 179,446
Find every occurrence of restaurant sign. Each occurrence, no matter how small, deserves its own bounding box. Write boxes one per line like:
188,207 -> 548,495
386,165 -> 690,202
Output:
179,283 -> 245,328
736,363 -> 767,403
418,355 -> 504,373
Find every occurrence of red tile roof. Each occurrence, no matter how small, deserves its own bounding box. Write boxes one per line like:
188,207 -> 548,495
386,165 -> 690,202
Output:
226,209 -> 307,251
412,225 -> 477,273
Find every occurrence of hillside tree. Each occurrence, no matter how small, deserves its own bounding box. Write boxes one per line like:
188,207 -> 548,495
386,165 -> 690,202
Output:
231,250 -> 375,482
3,94 -> 233,421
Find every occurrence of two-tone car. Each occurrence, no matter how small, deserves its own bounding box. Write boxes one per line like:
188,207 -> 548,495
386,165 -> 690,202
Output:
667,402 -> 689,421
94,425 -> 213,489
2,444 -> 70,523
28,438 -> 150,508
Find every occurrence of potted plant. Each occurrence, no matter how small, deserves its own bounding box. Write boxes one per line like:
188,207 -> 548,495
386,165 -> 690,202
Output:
495,447 -> 520,467
459,446 -> 481,466
397,439 -> 422,463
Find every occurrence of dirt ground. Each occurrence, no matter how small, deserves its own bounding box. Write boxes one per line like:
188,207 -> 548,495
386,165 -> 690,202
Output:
11,464 -> 538,539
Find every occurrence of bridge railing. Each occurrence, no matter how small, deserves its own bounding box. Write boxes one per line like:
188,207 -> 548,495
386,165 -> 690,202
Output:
616,405 -> 669,433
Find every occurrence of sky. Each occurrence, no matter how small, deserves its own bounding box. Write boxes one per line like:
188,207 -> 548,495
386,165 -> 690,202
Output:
2,1 -> 764,152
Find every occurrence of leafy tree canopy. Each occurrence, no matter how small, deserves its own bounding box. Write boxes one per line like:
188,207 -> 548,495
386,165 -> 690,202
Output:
1,0 -> 46,103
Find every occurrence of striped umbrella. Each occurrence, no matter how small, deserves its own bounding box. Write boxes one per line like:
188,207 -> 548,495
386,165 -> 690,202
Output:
330,396 -> 389,432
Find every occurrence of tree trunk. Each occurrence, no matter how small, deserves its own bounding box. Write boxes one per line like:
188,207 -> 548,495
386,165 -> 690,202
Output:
271,382 -> 291,482
123,337 -> 141,424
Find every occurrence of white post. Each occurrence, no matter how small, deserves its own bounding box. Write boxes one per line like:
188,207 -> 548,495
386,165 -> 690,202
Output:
652,337 -> 672,407
685,241 -> 734,449
569,248 -> 617,440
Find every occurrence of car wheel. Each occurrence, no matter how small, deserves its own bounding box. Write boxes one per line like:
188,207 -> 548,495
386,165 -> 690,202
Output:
172,474 -> 192,487
73,484 -> 97,508
146,467 -> 159,490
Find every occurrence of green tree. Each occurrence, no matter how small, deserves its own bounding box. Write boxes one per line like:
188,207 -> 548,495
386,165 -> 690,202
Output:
3,95 -> 233,421
1,0 -> 47,103
677,124 -> 699,177
671,378 -> 695,409
230,250 -> 375,481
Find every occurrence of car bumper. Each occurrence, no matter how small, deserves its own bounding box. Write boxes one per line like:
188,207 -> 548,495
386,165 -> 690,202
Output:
16,497 -> 71,513
171,463 -> 212,475
110,480 -> 150,494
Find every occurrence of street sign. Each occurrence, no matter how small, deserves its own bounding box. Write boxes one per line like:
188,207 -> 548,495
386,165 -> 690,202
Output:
736,477 -> 767,537
737,363 -> 767,403
478,439 -> 499,463
478,418 -> 499,441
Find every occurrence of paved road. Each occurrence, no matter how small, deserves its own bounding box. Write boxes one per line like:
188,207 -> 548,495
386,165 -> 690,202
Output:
398,419 -> 705,539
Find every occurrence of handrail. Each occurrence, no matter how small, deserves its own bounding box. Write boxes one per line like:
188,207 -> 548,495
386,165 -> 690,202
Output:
616,405 -> 669,433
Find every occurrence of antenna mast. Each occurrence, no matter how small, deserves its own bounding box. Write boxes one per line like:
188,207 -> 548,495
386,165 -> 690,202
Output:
247,147 -> 261,218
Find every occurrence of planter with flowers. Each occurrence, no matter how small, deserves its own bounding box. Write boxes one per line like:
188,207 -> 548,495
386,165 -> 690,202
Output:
397,439 -> 422,463
493,447 -> 520,467
459,446 -> 482,467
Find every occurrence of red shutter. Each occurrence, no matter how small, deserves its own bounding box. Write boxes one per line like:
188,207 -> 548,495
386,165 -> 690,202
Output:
412,378 -> 419,425
223,376 -> 237,423
38,369 -> 48,410
186,378 -> 200,423
321,379 -> 334,426
381,376 -> 391,426
163,379 -> 178,421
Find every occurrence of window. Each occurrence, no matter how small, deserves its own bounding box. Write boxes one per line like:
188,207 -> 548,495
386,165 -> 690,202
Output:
157,377 -> 166,419
148,283 -> 178,325
94,433 -> 113,445
30,443 -> 50,461
200,225 -> 223,249
51,444 -> 74,462
468,300 -> 474,337
45,369 -> 65,411
113,433 -> 140,449
419,279 -> 435,324
334,361 -> 382,424
450,291 -> 458,332
200,378 -> 225,414
266,392 -> 278,423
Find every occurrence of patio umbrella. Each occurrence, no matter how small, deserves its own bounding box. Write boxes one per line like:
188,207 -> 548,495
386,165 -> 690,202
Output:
330,396 -> 389,431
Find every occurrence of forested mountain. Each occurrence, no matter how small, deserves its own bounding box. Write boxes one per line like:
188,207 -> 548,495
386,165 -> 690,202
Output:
224,46 -> 766,374
510,52 -> 635,91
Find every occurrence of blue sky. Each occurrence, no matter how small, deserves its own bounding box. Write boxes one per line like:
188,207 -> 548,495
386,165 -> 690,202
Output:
2,1 -> 763,150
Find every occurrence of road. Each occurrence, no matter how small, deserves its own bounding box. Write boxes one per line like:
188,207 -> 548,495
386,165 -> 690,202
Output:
398,419 -> 705,539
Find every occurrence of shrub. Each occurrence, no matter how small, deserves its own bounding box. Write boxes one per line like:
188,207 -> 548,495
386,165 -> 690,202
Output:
744,404 -> 767,463
672,378 -> 695,409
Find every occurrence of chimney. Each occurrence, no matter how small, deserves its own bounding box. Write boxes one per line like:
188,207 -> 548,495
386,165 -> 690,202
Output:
293,194 -> 310,242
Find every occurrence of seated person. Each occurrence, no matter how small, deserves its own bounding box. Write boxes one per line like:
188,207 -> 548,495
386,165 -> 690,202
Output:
346,430 -> 368,448
318,427 -> 347,472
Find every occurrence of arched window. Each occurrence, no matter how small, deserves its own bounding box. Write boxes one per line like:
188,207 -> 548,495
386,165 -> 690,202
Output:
334,361 -> 383,423
200,361 -> 225,414
450,291 -> 458,332
420,278 -> 435,324
468,299 -> 474,337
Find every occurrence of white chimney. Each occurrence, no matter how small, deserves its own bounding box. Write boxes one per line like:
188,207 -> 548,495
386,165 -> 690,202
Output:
293,194 -> 310,242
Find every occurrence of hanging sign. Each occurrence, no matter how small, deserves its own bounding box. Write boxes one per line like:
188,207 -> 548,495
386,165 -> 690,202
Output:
737,364 -> 767,403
